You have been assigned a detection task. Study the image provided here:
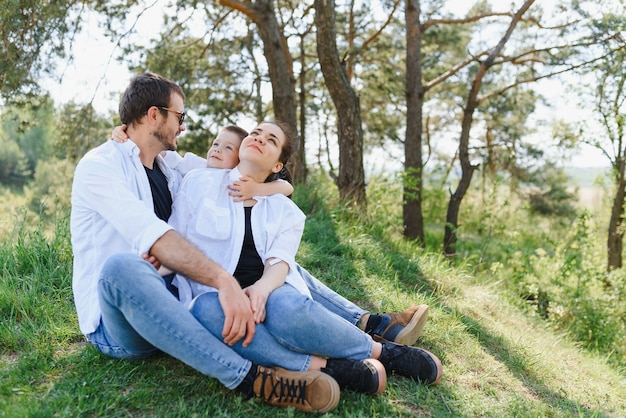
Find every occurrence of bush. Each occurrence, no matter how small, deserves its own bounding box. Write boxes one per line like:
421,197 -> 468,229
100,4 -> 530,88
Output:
0,139 -> 31,187
25,158 -> 75,218
528,184 -> 578,218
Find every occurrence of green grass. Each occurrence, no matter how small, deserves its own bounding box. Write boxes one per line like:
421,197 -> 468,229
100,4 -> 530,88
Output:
1,177 -> 625,417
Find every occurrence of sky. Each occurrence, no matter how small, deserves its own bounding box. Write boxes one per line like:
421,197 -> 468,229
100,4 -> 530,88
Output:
42,0 -> 609,169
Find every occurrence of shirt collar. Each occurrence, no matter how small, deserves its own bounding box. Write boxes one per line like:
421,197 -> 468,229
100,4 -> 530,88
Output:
227,166 -> 242,182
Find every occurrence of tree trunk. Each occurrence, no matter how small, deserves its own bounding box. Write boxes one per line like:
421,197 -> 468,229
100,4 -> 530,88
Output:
217,0 -> 305,183
314,0 -> 366,206
607,158 -> 626,271
297,33 -> 308,183
443,0 -> 534,256
403,0 -> 425,245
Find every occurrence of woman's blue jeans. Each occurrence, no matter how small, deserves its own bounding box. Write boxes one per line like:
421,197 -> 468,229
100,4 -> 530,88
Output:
189,284 -> 374,364
296,264 -> 366,325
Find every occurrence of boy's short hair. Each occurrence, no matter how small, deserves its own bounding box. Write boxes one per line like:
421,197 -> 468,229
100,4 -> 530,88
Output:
222,125 -> 249,142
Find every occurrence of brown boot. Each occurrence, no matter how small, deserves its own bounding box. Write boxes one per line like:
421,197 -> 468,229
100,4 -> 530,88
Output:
371,304 -> 429,346
252,366 -> 340,413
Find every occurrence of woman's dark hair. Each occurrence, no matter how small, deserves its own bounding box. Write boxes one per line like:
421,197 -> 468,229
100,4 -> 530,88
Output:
265,166 -> 293,184
262,120 -> 295,198
119,72 -> 185,125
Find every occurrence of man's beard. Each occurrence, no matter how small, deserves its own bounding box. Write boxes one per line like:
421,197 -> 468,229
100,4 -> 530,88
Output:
153,129 -> 176,151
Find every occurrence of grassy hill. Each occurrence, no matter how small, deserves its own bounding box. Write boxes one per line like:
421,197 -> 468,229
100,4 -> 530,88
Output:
0,177 -> 624,417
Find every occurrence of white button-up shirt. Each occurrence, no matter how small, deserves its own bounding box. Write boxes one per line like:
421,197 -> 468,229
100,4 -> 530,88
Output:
169,166 -> 311,307
70,140 -> 176,335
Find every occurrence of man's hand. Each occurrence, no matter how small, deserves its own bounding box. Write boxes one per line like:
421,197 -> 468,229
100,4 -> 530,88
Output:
217,276 -> 256,347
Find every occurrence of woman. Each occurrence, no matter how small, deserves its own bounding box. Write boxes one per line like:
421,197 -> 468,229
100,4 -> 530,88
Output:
169,121 -> 442,395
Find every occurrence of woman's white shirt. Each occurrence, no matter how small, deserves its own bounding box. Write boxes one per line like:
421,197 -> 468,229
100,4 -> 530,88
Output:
169,166 -> 310,307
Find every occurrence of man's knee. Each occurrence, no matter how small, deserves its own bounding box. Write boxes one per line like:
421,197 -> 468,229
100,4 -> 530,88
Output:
101,253 -> 143,277
189,292 -> 224,321
99,253 -> 160,291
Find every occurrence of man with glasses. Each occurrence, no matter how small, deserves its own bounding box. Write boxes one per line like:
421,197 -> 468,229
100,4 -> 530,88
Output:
70,72 -> 341,413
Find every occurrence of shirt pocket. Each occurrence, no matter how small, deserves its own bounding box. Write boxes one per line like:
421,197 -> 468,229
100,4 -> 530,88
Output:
193,198 -> 232,241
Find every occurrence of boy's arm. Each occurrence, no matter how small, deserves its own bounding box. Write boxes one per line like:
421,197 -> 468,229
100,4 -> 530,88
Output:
110,124 -> 129,142
228,176 -> 293,202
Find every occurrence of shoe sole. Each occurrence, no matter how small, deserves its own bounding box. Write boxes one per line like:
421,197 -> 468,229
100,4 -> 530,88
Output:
394,305 -> 429,346
421,348 -> 443,386
364,358 -> 387,395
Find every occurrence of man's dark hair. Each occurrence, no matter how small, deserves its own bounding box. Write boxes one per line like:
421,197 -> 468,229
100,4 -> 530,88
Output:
119,72 -> 185,125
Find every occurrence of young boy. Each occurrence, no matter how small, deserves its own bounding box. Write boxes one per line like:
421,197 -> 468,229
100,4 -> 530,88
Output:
111,124 -> 293,201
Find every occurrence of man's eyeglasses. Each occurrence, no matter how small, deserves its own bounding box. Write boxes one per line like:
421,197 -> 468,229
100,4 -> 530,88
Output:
157,106 -> 186,125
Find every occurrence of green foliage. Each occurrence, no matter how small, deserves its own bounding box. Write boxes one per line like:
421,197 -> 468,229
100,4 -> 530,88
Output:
54,102 -> 114,162
0,1 -> 78,100
466,196 -> 626,367
25,158 -> 75,219
0,95 -> 57,175
528,185 -> 578,218
526,168 -> 578,218
0,139 -> 31,187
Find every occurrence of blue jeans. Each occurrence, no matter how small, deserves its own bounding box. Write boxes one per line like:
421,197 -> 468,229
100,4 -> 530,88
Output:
190,284 -> 374,364
86,253 -> 259,390
296,264 -> 366,325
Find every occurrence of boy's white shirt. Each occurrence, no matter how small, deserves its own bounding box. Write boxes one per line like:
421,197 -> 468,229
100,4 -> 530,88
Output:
163,150 -> 206,177
168,166 -> 311,307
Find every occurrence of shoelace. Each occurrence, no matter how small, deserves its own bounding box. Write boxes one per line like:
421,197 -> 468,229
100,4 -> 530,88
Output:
258,371 -> 307,405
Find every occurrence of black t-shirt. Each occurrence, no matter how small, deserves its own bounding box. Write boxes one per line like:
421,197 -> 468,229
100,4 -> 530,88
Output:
233,206 -> 264,288
144,162 -> 172,222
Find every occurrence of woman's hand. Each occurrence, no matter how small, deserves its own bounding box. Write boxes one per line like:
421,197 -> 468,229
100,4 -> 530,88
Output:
244,281 -> 273,323
244,260 -> 289,323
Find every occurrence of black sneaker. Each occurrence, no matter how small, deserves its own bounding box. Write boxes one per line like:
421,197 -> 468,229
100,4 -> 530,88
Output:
322,358 -> 387,395
379,342 -> 443,385
252,366 -> 340,413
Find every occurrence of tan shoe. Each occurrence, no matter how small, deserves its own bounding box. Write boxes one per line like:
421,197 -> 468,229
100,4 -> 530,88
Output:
372,304 -> 429,346
252,366 -> 340,413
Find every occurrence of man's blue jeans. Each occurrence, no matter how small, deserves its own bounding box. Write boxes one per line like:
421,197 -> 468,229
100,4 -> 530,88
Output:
86,253 -> 311,389
189,284 -> 374,364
